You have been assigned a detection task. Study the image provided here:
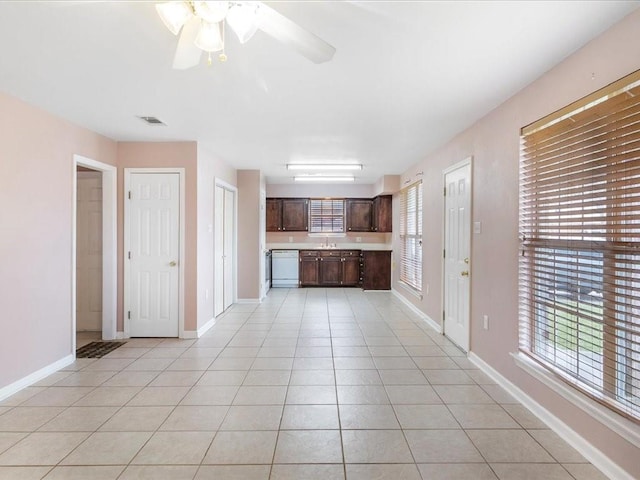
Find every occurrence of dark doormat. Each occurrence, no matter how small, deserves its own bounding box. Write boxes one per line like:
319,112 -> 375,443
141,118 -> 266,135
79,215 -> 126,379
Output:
76,341 -> 127,358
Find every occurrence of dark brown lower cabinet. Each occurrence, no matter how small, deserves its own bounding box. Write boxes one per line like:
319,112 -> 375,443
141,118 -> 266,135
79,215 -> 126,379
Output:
299,249 -> 390,289
361,250 -> 391,290
299,251 -> 319,286
319,256 -> 342,285
342,256 -> 361,286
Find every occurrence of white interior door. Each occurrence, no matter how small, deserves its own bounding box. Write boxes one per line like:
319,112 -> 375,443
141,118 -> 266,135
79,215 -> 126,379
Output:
443,160 -> 472,351
215,184 -> 236,316
214,185 -> 225,317
128,173 -> 180,337
76,171 -> 102,332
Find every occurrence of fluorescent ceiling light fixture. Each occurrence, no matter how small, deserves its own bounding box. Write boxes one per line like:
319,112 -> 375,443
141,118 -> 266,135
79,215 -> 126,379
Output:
287,164 -> 363,171
294,175 -> 355,182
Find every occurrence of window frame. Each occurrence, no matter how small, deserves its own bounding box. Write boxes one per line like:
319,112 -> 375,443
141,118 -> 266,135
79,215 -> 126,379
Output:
518,69 -> 640,423
399,180 -> 423,294
308,198 -> 345,234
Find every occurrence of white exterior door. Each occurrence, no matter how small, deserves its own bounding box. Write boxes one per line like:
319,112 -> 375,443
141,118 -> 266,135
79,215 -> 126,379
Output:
128,173 -> 180,337
215,184 -> 235,317
76,171 -> 102,332
443,160 -> 472,351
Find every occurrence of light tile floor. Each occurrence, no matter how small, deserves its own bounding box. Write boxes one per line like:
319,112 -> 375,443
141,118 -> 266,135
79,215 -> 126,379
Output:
0,289 -> 609,479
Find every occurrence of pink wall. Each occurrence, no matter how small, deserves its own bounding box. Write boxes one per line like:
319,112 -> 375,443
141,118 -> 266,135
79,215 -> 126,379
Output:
393,10 -> 640,477
237,170 -> 262,300
266,183 -> 375,198
116,142 -> 198,332
0,92 -> 117,388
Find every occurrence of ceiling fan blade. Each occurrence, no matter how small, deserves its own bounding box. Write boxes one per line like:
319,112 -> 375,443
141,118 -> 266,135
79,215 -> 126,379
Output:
257,4 -> 335,64
172,16 -> 203,70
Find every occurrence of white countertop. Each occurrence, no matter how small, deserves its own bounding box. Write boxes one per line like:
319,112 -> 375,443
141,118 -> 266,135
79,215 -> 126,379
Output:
267,243 -> 392,251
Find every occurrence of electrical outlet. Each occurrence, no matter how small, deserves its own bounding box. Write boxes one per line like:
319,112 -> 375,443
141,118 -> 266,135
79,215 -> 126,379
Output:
483,314 -> 489,330
356,237 -> 362,243
288,236 -> 293,243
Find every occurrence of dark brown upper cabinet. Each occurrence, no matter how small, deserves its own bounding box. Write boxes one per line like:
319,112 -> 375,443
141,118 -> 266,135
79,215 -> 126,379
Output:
372,195 -> 392,232
266,198 -> 282,232
345,199 -> 373,232
266,198 -> 309,232
267,195 -> 391,233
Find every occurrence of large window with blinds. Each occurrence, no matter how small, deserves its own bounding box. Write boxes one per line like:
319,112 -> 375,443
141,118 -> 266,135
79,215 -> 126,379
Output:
399,181 -> 423,292
309,199 -> 345,233
519,70 -> 640,421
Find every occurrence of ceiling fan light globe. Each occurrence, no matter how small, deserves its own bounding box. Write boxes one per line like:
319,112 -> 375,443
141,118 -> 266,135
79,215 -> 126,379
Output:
194,21 -> 224,52
193,1 -> 229,23
156,1 -> 193,35
226,3 -> 259,44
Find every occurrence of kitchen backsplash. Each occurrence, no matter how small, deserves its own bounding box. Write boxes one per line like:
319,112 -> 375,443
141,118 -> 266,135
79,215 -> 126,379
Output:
267,231 -> 391,247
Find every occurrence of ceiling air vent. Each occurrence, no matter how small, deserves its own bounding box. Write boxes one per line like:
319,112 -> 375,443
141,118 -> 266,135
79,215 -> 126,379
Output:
137,116 -> 166,126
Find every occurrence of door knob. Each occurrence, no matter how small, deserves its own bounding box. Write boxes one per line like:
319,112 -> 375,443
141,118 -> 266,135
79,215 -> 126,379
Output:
461,271 -> 469,277
169,261 -> 177,267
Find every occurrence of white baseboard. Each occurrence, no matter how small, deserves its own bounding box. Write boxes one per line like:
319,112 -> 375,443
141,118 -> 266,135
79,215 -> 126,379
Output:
182,331 -> 198,339
391,288 -> 442,333
236,298 -> 260,304
0,354 -> 75,402
468,352 -> 635,480
114,331 -> 125,340
197,317 -> 216,337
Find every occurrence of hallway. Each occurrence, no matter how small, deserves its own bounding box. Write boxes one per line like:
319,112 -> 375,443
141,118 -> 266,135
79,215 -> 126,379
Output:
0,289 -> 604,479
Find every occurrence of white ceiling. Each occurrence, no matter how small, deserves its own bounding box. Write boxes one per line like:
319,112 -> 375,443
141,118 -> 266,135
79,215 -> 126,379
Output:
0,1 -> 637,184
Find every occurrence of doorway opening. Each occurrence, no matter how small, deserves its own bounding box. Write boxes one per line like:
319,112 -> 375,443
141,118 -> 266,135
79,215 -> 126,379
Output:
72,155 -> 117,355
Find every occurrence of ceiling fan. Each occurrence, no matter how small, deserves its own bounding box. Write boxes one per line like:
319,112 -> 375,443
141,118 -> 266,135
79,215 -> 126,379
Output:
155,1 -> 336,69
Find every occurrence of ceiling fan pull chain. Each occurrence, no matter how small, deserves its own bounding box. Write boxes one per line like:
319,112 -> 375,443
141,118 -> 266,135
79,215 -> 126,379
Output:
207,51 -> 213,66
219,19 -> 228,62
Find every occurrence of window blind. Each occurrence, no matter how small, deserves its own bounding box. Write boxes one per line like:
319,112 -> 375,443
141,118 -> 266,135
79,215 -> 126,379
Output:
519,70 -> 640,421
399,181 -> 423,292
309,199 -> 344,233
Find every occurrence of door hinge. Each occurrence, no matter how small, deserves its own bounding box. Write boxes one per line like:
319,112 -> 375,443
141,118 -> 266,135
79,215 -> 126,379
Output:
127,311 -> 131,320
443,249 -> 446,258
444,186 -> 446,196
442,310 -> 445,321
128,251 -> 131,260
128,190 -> 131,200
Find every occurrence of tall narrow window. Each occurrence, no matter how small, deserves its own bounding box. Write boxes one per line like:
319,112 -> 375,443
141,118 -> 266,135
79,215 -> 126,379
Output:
519,70 -> 640,421
309,199 -> 344,233
399,181 -> 423,292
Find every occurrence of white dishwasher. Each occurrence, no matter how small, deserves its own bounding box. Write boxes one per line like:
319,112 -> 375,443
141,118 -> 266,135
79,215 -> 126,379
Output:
271,250 -> 299,287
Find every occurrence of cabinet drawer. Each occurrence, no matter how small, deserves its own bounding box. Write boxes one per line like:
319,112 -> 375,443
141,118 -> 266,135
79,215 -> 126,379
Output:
319,250 -> 341,257
341,250 -> 361,257
300,250 -> 318,257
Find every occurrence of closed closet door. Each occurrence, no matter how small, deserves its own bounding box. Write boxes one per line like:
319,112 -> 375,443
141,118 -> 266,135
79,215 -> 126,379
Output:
215,184 -> 235,317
